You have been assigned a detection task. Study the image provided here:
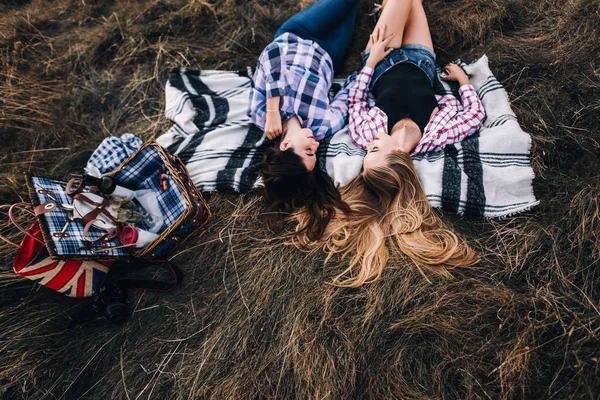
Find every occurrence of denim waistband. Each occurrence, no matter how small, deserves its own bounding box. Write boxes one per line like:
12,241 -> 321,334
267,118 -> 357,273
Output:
362,44 -> 437,88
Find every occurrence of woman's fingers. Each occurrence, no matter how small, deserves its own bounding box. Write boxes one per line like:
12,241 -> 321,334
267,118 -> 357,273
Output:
372,27 -> 379,42
382,32 -> 396,45
379,24 -> 386,41
370,25 -> 394,47
265,127 -> 281,140
445,64 -> 460,75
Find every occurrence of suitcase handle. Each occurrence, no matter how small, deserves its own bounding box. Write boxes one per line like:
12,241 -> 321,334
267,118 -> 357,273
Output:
0,203 -> 45,247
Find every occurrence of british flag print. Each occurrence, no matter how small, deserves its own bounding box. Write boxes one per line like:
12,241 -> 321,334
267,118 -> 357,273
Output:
14,222 -> 110,297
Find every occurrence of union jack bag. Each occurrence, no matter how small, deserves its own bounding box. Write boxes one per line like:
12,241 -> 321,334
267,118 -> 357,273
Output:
13,219 -> 111,297
1,201 -> 113,298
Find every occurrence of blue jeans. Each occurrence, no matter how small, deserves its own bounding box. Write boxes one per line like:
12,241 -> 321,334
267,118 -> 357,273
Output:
276,0 -> 358,73
362,44 -> 437,88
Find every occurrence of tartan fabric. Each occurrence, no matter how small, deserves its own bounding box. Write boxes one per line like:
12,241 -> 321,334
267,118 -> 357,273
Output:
347,66 -> 487,155
30,177 -> 130,258
86,133 -> 143,175
413,85 -> 486,154
248,32 -> 349,141
107,145 -> 187,229
346,66 -> 386,147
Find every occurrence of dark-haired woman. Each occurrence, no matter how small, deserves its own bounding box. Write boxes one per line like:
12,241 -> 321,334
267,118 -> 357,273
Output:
248,0 -> 358,240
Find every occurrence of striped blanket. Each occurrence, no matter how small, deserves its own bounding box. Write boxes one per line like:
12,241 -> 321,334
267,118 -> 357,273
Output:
156,55 -> 539,217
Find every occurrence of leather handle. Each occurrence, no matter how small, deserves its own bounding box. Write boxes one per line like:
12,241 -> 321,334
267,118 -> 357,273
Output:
66,178 -> 83,196
113,260 -> 184,292
3,203 -> 45,246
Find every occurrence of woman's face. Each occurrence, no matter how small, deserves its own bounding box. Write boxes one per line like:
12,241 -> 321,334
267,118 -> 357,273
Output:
363,132 -> 396,170
364,121 -> 420,170
280,127 -> 320,171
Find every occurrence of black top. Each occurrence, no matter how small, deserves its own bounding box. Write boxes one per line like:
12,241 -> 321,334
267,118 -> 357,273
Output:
372,63 -> 438,134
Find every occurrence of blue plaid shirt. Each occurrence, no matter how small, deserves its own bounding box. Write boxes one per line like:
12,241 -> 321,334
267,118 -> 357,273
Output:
248,33 -> 349,141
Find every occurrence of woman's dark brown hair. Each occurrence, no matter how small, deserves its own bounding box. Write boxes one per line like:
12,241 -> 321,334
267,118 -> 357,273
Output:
259,138 -> 349,241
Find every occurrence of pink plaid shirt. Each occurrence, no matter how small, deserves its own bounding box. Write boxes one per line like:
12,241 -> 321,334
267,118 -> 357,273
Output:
348,66 -> 486,155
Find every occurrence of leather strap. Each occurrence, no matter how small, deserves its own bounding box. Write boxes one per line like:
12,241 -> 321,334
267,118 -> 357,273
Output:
4,203 -> 45,245
111,260 -> 184,292
82,219 -> 118,243
34,201 -> 57,216
73,193 -> 118,226
66,178 -> 85,196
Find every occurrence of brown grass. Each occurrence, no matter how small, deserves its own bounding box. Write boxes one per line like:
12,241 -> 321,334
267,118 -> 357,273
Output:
1,0 -> 599,398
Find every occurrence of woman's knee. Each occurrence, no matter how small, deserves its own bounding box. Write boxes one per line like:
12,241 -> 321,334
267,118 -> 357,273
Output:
411,0 -> 426,12
387,0 -> 413,7
277,21 -> 310,41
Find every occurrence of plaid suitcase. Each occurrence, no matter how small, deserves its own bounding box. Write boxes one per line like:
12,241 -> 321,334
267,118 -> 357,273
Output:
107,140 -> 212,258
24,140 -> 211,261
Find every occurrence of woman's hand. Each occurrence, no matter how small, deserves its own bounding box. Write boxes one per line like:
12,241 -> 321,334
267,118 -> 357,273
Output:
366,25 -> 396,69
441,63 -> 470,86
265,111 -> 283,140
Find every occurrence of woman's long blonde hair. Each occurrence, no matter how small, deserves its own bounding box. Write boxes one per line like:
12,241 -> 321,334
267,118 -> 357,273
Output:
293,150 -> 476,287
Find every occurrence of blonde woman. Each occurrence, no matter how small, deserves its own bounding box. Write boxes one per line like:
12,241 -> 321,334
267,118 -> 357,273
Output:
294,0 -> 481,287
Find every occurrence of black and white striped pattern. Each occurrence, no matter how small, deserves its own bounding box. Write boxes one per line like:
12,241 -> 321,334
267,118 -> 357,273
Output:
156,55 -> 539,218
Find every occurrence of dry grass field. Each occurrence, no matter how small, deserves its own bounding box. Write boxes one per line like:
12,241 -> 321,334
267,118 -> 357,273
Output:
1,0 -> 599,398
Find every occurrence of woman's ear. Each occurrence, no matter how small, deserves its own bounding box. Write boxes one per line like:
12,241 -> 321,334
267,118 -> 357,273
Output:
280,140 -> 290,151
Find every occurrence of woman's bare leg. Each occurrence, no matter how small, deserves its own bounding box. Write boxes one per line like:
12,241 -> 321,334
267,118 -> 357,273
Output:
401,0 -> 434,50
364,0 -> 413,51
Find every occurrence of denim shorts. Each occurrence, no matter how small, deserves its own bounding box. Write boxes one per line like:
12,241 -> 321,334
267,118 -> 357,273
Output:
361,44 -> 437,89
